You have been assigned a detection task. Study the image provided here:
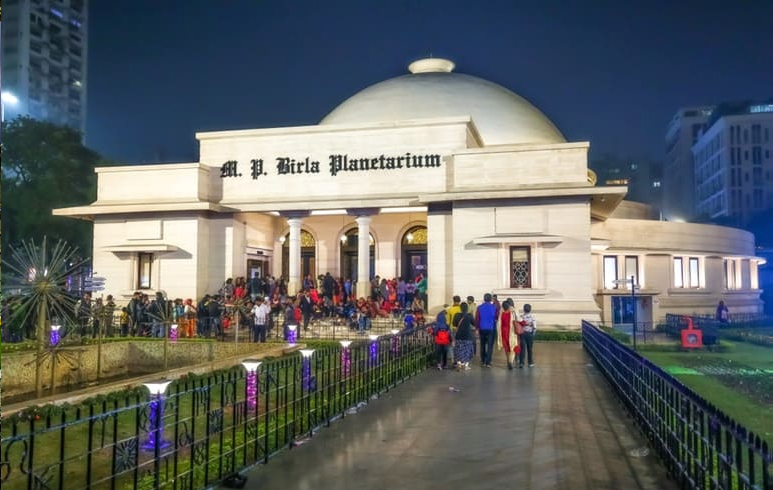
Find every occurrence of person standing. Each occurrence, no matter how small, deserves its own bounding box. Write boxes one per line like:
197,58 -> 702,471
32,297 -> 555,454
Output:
283,298 -> 299,340
475,293 -> 497,368
396,277 -> 407,309
715,300 -> 729,324
150,292 -> 166,338
416,274 -> 428,310
466,296 -> 478,358
432,311 -> 452,370
104,295 -> 116,337
323,272 -> 335,301
75,291 -> 92,337
183,299 -> 196,337
497,300 -> 519,370
197,295 -> 211,337
251,297 -> 270,342
453,302 -> 475,370
517,303 -> 537,368
300,290 -> 314,331
208,295 -> 223,338
127,291 -> 141,336
446,295 -> 463,331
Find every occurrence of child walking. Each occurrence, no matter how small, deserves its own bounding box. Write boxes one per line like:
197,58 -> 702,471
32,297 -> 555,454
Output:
432,311 -> 452,370
517,303 -> 537,368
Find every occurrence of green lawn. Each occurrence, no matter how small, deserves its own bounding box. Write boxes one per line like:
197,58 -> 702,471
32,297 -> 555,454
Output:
642,340 -> 773,445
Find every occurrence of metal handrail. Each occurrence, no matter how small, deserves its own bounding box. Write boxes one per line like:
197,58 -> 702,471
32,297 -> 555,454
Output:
582,320 -> 770,490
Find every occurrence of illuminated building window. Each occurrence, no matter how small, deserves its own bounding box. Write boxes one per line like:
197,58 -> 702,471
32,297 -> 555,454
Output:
138,253 -> 153,289
603,256 -> 617,289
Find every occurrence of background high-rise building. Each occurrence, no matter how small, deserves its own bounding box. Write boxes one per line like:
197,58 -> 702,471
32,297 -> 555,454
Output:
662,106 -> 713,221
590,154 -> 663,211
1,0 -> 88,133
692,100 -> 773,225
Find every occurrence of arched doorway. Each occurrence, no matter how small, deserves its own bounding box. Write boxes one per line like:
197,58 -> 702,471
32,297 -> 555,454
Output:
402,225 -> 427,281
282,230 -> 316,279
340,228 -> 375,281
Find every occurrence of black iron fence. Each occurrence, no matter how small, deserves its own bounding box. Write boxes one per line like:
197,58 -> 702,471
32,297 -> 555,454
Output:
0,329 -> 435,490
582,320 -> 771,490
594,321 -> 672,345
666,313 -> 772,330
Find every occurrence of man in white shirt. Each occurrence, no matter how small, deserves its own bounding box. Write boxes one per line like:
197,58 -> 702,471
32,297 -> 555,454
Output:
251,297 -> 270,343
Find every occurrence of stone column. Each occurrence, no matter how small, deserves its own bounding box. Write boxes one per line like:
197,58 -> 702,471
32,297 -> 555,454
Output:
287,217 -> 303,295
355,215 -> 372,299
426,203 -> 452,314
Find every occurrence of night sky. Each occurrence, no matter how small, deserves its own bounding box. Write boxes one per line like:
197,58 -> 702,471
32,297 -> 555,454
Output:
85,0 -> 773,165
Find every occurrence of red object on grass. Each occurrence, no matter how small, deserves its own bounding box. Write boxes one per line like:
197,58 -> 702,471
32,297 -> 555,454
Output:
680,316 -> 703,349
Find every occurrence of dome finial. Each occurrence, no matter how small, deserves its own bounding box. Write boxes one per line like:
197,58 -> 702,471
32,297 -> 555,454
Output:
408,57 -> 455,74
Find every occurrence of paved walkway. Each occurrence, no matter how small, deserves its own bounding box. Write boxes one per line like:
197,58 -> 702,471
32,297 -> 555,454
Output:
239,343 -> 677,490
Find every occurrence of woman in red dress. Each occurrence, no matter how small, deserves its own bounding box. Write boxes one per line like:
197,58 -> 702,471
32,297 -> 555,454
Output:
497,299 -> 519,370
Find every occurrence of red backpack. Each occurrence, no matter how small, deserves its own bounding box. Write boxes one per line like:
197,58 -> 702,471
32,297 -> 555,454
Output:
436,329 -> 451,345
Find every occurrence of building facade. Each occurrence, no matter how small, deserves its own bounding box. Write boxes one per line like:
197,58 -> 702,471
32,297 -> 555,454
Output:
1,0 -> 88,131
693,101 -> 773,224
663,106 -> 713,221
55,58 -> 764,328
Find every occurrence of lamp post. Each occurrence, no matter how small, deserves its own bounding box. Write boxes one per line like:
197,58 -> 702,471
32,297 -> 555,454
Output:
241,359 -> 261,412
339,340 -> 352,377
300,349 -> 314,392
287,324 -> 297,345
142,380 -> 172,452
368,334 -> 379,363
390,329 -> 400,356
50,323 -> 62,347
630,275 -> 638,351
1,91 -> 19,121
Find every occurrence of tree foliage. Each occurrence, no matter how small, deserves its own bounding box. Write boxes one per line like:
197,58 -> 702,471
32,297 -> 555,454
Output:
1,116 -> 108,255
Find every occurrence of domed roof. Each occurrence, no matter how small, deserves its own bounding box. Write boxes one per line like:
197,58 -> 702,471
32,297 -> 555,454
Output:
320,58 -> 565,146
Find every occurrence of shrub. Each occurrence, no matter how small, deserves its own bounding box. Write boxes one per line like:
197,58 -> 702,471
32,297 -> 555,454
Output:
535,330 -> 582,342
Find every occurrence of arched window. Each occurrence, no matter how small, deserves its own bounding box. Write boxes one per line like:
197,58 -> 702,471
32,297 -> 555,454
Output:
340,228 -> 375,281
282,230 -> 316,279
401,225 -> 427,281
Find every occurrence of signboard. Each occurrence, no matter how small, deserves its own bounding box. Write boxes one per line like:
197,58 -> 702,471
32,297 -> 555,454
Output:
219,152 -> 442,181
84,276 -> 106,292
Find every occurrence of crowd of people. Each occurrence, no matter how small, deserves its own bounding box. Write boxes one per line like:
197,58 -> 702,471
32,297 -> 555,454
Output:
56,275 -> 540,374
428,293 -> 537,371
66,272 -> 431,342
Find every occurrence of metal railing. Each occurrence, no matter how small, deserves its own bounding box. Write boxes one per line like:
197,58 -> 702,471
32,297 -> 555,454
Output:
666,313 -> 772,330
0,329 -> 435,490
582,320 -> 771,490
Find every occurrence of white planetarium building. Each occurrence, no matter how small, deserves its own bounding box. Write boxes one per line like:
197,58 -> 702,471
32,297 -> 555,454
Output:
55,58 -> 764,327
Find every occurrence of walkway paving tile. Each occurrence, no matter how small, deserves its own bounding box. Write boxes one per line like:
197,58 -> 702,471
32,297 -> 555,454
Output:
238,343 -> 677,490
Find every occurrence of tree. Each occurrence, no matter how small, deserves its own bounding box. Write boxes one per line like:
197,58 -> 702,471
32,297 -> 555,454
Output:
1,116 -> 109,255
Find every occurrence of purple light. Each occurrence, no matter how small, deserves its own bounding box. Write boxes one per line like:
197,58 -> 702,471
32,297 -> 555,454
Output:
300,349 -> 314,391
142,381 -> 172,452
390,329 -> 400,356
246,371 -> 258,410
339,340 -> 352,377
341,348 -> 351,377
170,324 -> 178,342
50,324 -> 62,347
287,325 -> 297,345
242,360 -> 261,412
369,335 -> 379,363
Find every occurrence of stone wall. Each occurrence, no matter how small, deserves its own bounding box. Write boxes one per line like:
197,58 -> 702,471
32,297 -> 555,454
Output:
1,340 -> 267,400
